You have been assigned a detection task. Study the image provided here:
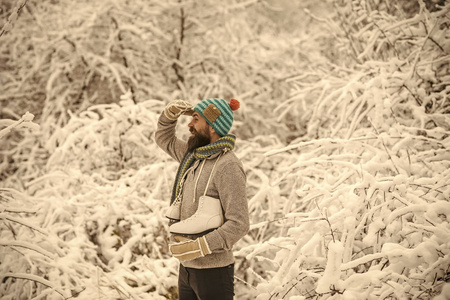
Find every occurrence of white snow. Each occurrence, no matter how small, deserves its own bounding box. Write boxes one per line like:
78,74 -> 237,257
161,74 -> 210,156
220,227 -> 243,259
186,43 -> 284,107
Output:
1,0 -> 450,299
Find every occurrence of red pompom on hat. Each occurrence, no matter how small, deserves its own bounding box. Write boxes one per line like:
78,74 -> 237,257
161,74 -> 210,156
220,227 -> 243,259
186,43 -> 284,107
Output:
229,99 -> 240,111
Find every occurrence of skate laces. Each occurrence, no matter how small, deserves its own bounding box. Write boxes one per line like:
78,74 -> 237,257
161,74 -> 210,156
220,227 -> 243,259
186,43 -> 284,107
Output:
170,135 -> 235,204
193,151 -> 224,203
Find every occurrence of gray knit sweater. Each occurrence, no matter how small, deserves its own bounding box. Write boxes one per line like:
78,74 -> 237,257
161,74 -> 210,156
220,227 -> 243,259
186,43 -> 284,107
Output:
155,113 -> 249,269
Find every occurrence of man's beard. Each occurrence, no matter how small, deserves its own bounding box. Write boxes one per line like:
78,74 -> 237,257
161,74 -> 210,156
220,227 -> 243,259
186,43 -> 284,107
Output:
187,127 -> 211,153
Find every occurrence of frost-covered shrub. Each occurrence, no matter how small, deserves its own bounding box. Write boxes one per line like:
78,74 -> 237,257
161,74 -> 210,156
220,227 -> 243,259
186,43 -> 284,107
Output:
0,0 -> 314,145
44,96 -> 165,175
0,113 -> 85,300
21,99 -> 181,299
243,131 -> 450,299
236,1 -> 450,299
279,0 -> 450,137
1,102 -> 183,299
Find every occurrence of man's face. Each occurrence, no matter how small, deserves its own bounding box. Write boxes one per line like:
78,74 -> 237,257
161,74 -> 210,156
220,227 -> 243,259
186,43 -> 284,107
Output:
187,112 -> 211,152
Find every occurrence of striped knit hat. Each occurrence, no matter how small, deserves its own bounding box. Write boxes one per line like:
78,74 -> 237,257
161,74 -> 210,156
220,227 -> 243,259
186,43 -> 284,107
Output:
194,98 -> 240,136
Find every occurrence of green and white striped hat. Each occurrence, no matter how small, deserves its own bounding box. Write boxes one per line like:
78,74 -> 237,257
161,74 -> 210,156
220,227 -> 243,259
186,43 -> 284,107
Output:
194,98 -> 240,136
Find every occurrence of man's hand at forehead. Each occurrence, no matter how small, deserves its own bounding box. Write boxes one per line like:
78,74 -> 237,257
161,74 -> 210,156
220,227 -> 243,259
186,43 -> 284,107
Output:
164,100 -> 194,120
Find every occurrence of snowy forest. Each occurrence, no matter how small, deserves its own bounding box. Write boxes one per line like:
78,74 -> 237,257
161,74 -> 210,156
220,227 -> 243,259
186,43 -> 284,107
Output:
1,0 -> 449,299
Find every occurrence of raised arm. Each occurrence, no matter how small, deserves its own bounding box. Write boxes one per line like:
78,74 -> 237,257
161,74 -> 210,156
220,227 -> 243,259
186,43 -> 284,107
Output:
155,100 -> 193,162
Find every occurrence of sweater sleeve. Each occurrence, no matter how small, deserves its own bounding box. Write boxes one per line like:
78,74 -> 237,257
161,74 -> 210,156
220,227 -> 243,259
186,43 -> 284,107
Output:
155,113 -> 188,163
205,162 -> 249,252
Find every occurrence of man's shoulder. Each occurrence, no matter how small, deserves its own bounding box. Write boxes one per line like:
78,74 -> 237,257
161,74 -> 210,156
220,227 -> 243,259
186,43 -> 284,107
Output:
218,151 -> 244,170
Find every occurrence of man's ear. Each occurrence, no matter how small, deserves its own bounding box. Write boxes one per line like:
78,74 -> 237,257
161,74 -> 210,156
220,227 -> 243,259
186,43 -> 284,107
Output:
208,125 -> 216,135
208,125 -> 221,141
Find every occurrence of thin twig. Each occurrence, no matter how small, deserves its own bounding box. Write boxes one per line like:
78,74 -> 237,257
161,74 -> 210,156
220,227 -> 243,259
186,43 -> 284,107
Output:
368,120 -> 400,174
1,273 -> 67,298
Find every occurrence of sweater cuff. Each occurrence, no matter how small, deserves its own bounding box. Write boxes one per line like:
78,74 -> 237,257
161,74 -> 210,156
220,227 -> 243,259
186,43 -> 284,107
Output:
204,230 -> 224,252
159,112 -> 178,124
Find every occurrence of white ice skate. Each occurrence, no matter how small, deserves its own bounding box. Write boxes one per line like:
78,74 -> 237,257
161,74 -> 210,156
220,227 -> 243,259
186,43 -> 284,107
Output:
169,152 -> 225,235
165,197 -> 181,221
169,195 -> 223,235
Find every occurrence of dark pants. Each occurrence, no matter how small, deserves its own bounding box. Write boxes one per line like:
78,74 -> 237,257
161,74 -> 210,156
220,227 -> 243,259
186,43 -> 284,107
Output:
178,264 -> 235,300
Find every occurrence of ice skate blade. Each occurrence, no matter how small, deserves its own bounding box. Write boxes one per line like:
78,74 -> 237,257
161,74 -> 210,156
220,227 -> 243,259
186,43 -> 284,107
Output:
171,229 -> 215,239
166,217 -> 180,222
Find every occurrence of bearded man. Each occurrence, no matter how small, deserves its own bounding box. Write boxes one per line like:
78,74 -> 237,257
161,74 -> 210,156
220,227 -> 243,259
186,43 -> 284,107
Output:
155,98 -> 249,300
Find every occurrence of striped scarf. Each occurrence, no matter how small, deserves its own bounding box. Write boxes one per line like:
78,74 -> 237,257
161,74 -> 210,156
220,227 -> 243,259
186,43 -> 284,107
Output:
170,134 -> 236,204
